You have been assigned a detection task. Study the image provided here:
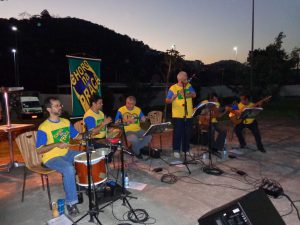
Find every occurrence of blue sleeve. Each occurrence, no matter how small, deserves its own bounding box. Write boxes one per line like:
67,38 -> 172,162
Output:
189,86 -> 195,93
232,105 -> 239,110
36,130 -> 47,148
70,124 -> 79,138
115,111 -> 122,122
166,90 -> 174,99
84,116 -> 96,131
139,111 -> 145,119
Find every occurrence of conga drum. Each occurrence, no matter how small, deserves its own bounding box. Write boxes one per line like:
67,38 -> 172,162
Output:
74,151 -> 107,187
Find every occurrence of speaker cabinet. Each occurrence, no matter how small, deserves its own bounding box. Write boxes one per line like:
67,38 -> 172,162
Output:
198,189 -> 285,225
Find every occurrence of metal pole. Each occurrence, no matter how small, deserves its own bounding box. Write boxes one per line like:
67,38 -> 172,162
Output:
250,0 -> 255,92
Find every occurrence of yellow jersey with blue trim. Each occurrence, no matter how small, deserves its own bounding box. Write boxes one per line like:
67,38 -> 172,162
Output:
238,102 -> 255,124
115,106 -> 142,132
36,118 -> 78,163
167,83 -> 195,118
83,109 -> 106,138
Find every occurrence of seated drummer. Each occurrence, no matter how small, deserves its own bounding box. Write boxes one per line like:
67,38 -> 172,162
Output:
115,96 -> 152,159
36,97 -> 82,217
83,94 -> 112,148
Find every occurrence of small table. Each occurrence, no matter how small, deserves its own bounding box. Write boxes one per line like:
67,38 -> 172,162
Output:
0,123 -> 35,172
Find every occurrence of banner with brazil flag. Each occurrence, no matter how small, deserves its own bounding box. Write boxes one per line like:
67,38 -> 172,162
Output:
67,55 -> 101,117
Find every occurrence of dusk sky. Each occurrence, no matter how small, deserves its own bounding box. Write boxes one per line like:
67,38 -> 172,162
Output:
1,0 -> 299,64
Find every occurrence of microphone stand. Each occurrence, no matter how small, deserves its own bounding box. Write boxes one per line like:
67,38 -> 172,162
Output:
179,81 -> 192,174
73,131 -> 103,225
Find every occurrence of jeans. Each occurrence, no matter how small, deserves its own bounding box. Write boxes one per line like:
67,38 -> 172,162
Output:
126,130 -> 152,155
234,120 -> 264,150
45,150 -> 80,205
172,118 -> 193,153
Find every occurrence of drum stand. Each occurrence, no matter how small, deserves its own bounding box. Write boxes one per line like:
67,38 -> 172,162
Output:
98,140 -> 140,222
202,108 -> 223,176
73,134 -> 103,225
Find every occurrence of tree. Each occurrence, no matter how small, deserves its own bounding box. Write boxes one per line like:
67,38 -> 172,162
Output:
246,32 -> 298,96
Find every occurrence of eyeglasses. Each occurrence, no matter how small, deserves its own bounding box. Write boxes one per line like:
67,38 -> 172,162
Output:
52,104 -> 63,108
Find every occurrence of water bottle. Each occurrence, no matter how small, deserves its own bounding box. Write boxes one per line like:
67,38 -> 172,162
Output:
124,173 -> 129,188
222,139 -> 228,160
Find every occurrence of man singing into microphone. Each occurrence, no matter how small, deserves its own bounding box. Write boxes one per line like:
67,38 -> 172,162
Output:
166,71 -> 196,158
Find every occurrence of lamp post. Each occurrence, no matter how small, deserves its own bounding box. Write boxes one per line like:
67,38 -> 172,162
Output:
233,46 -> 238,61
250,0 -> 255,93
163,44 -> 176,122
11,26 -> 19,86
12,49 -> 18,86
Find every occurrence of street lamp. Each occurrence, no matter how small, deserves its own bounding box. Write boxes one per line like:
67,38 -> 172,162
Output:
11,26 -> 19,86
233,46 -> 238,61
11,49 -> 18,86
11,26 -> 18,31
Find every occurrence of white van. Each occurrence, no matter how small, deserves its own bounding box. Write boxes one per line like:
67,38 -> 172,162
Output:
19,96 -> 43,119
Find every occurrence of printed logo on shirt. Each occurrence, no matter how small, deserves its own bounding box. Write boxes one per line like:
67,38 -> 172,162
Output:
177,89 -> 190,100
51,127 -> 70,143
123,112 -> 139,124
97,118 -> 105,131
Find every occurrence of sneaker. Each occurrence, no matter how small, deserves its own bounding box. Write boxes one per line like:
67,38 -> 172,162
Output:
174,152 -> 180,158
259,147 -> 266,153
67,204 -> 79,217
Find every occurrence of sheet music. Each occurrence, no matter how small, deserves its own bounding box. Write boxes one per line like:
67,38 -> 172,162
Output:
240,107 -> 263,119
143,122 -> 171,136
192,101 -> 217,117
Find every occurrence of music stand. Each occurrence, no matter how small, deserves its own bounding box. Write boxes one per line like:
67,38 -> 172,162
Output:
142,122 -> 172,167
193,101 -> 224,176
239,107 -> 263,121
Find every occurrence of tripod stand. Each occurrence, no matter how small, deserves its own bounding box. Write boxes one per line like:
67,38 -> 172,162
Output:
98,140 -> 142,223
73,133 -> 103,225
97,122 -> 146,223
200,102 -> 223,176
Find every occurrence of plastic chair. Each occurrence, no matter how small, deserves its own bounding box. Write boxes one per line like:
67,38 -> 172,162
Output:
15,131 -> 56,210
147,111 -> 163,125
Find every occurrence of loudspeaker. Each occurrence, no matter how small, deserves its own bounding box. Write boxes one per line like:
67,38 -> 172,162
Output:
198,189 -> 286,225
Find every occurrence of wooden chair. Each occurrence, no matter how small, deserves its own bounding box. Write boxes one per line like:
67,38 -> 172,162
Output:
147,111 -> 163,125
15,131 -> 56,210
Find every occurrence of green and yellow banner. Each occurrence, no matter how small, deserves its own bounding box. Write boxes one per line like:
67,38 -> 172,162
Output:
67,55 -> 101,117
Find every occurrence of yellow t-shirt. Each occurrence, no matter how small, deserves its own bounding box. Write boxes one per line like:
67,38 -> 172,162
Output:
117,106 -> 142,132
83,109 -> 106,138
211,102 -> 220,123
168,83 -> 194,118
238,102 -> 255,124
37,118 -> 72,163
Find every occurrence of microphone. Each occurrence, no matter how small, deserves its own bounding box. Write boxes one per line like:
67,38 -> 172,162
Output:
187,74 -> 197,83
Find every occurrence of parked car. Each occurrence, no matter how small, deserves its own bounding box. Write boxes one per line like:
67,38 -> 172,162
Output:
18,96 -> 43,119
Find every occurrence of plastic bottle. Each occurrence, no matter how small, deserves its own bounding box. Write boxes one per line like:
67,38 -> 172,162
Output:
124,173 -> 129,188
52,202 -> 59,218
222,138 -> 228,160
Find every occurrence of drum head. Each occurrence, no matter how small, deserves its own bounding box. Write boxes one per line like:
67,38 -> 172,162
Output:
74,151 -> 104,164
95,148 -> 111,157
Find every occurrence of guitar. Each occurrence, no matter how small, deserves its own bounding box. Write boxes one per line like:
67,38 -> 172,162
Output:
229,96 -> 272,125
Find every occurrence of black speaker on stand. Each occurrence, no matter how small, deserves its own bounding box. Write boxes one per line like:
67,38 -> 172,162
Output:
198,189 -> 286,225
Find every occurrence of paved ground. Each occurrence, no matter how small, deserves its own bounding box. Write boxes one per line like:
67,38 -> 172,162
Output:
0,119 -> 300,225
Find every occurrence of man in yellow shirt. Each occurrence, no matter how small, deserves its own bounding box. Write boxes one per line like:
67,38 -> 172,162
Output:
83,94 -> 112,148
166,71 -> 196,158
201,93 -> 226,152
233,93 -> 265,152
36,97 -> 82,217
115,96 -> 152,159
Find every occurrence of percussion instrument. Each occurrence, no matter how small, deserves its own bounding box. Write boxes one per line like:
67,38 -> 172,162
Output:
74,151 -> 107,187
95,148 -> 111,157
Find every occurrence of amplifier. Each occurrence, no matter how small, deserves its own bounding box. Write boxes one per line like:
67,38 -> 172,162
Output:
198,189 -> 285,225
